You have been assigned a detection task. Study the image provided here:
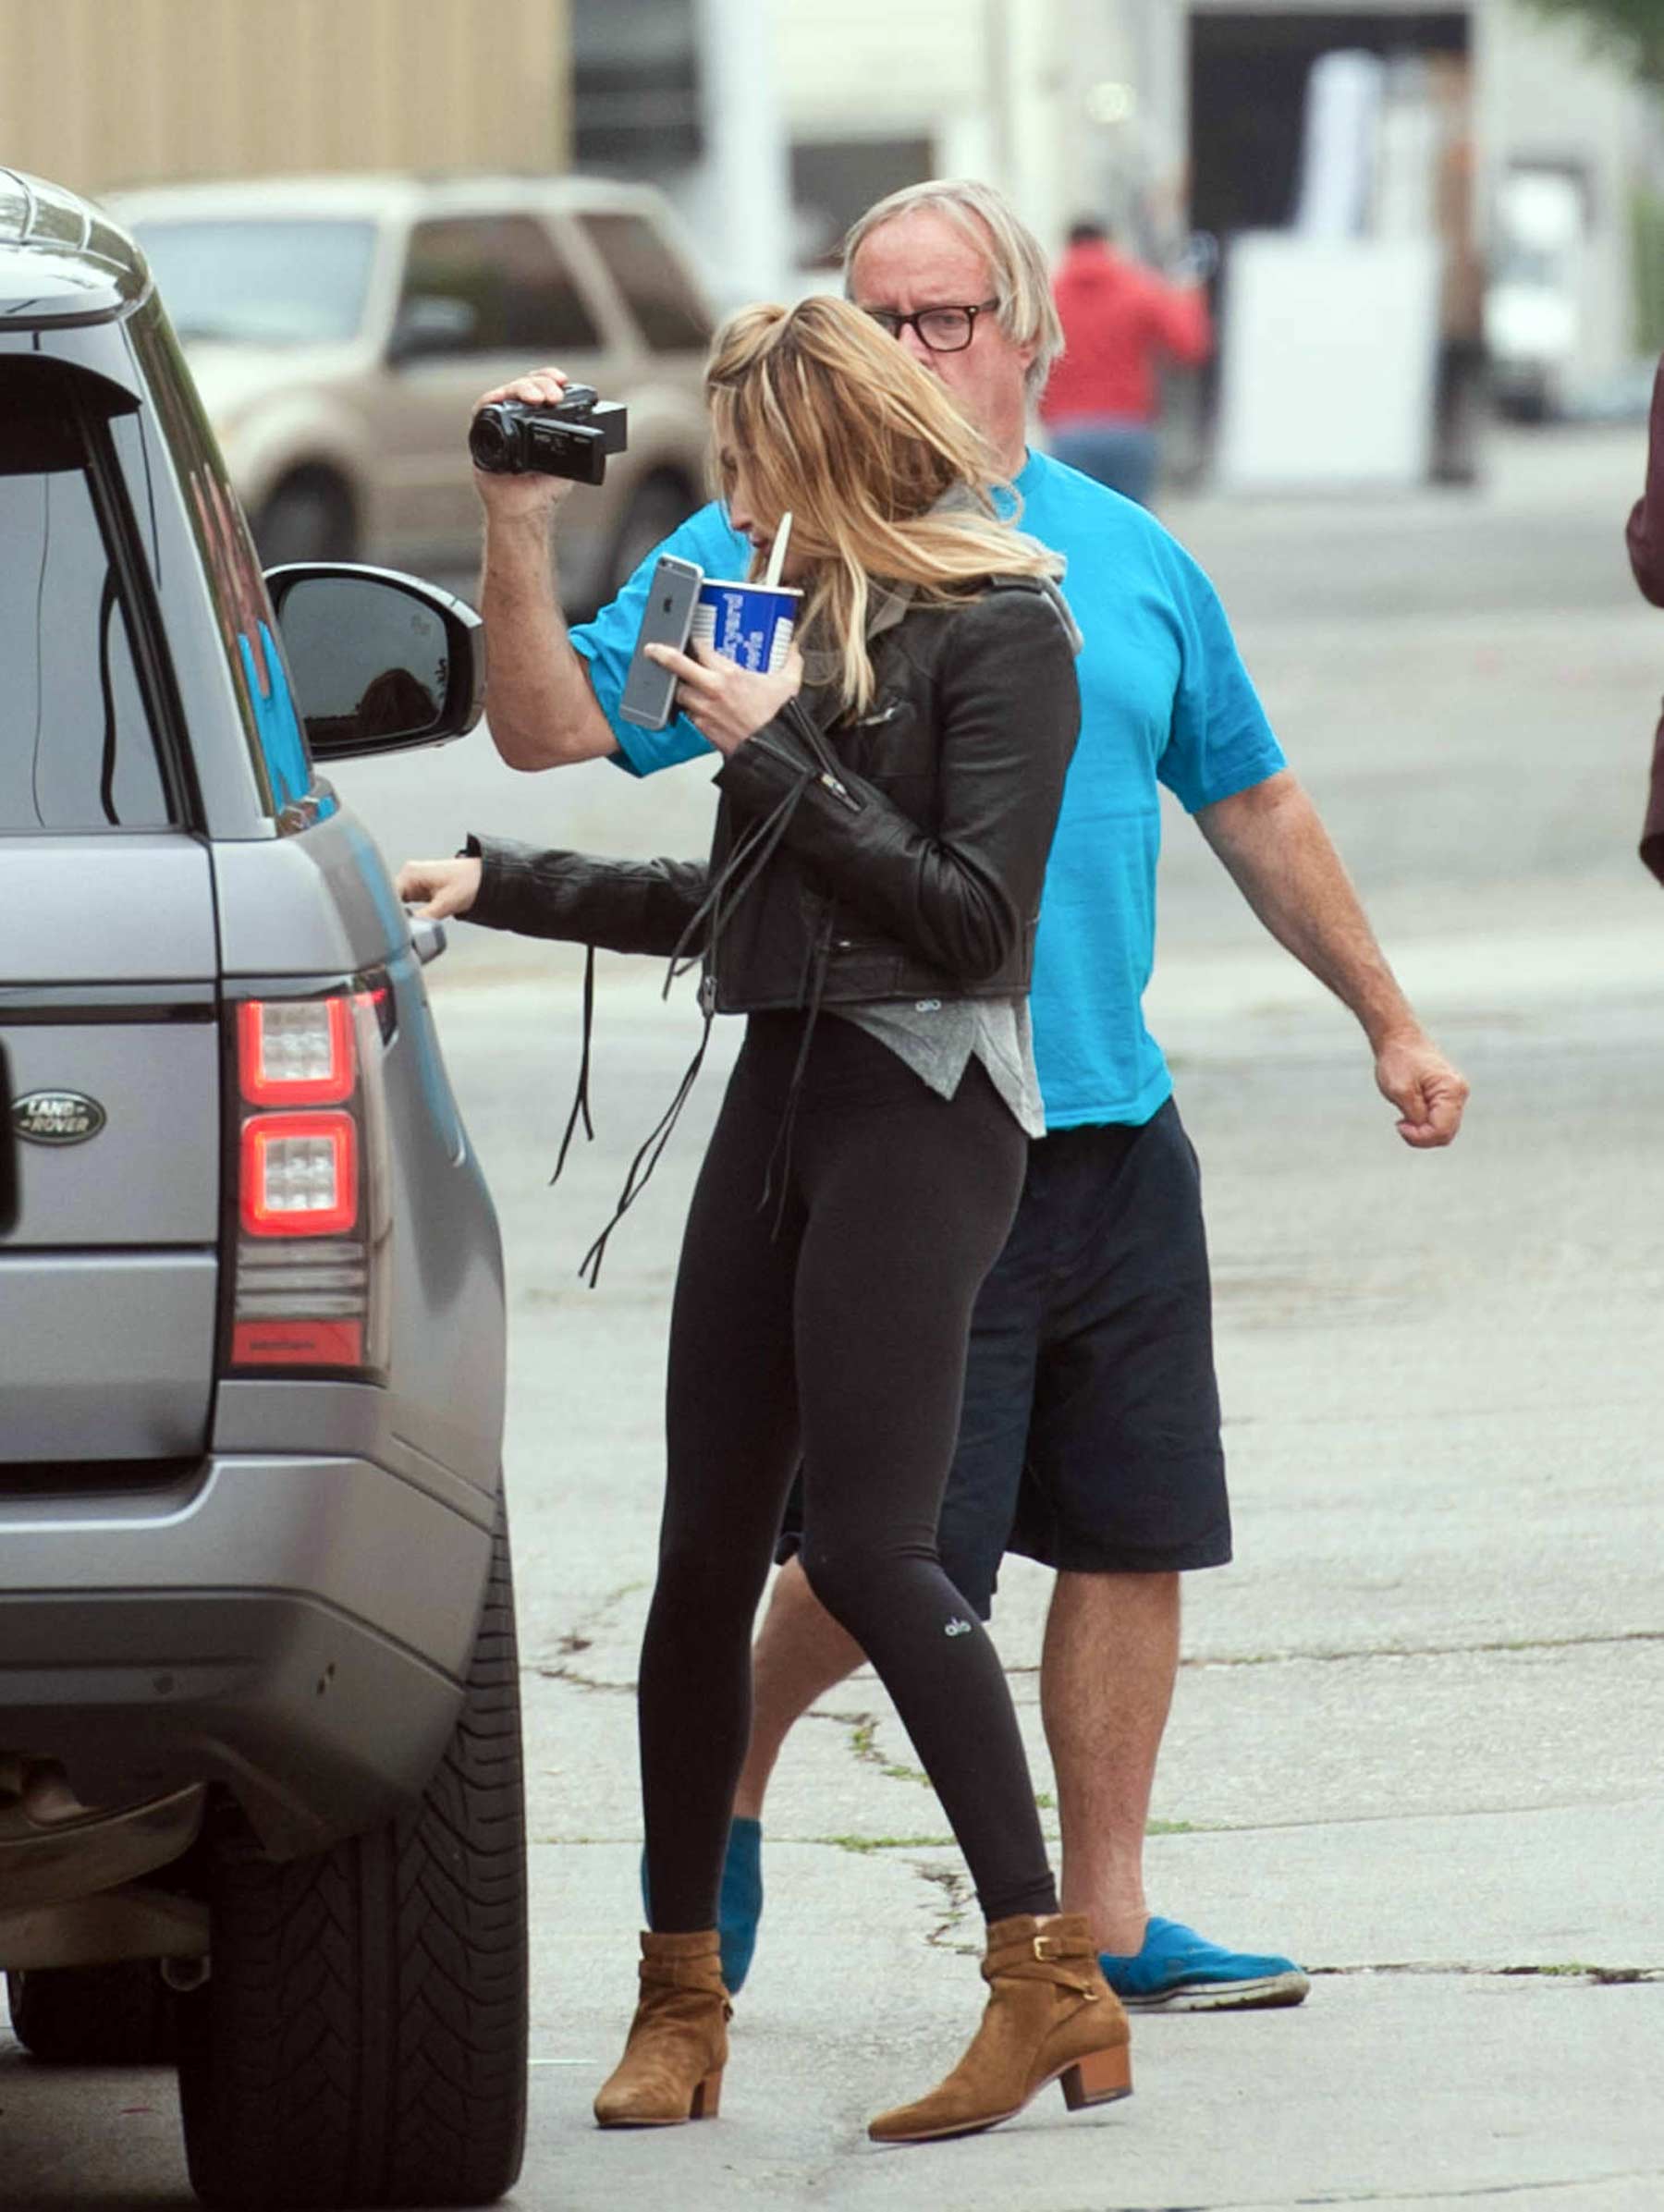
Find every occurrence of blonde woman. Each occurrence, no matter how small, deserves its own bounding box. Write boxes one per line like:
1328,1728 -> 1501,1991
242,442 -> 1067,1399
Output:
398,296 -> 1131,2144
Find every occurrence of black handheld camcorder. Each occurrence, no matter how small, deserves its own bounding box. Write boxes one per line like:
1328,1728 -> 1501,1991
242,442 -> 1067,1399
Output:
468,385 -> 629,487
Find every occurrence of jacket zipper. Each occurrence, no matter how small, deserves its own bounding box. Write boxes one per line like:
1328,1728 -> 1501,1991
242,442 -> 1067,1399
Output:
816,769 -> 859,812
751,726 -> 862,813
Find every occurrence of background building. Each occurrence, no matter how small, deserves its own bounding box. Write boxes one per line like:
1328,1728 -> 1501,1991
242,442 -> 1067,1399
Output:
1106,1 -> 1658,413
585,0 -> 1655,432
569,0 -> 1083,303
5,0 -> 1655,465
0,0 -> 570,192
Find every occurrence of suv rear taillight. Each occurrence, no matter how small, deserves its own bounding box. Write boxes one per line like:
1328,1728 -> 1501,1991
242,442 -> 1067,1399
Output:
240,1111 -> 359,1237
223,988 -> 391,1375
238,996 -> 355,1106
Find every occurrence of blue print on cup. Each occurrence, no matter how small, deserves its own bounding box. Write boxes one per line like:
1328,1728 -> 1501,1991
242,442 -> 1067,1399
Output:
691,581 -> 801,673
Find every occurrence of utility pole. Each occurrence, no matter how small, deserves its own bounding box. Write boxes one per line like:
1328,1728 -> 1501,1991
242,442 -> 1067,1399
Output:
694,0 -> 793,303
989,0 -> 1068,250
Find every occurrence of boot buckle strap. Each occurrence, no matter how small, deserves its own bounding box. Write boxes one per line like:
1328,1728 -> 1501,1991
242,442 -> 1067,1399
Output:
1033,1934 -> 1088,1962
984,1932 -> 1092,1976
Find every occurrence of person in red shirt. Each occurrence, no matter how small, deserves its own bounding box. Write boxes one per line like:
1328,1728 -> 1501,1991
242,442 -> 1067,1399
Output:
1040,218 -> 1212,507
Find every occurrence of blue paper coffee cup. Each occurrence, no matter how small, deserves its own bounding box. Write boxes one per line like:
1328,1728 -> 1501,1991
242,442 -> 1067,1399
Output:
691,580 -> 800,673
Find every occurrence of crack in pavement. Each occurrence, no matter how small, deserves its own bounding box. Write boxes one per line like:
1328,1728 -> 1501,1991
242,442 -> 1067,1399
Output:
1313,1961 -> 1660,1986
532,1578 -> 649,1690
1161,1795 -> 1661,1835
533,1660 -> 635,1694
912,1856 -> 976,1951
844,1706 -> 931,1788
1176,2174 -> 1664,2209
1184,1631 -> 1664,1670
534,1626 -> 1664,1695
996,1629 -> 1664,1679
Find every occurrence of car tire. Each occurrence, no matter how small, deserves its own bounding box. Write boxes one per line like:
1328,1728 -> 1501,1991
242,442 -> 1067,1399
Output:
175,1499 -> 528,2211
606,471 -> 697,599
252,471 -> 358,566
6,1960 -> 177,2065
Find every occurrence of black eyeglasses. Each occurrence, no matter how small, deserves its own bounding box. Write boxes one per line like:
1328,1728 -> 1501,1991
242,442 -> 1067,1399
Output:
863,299 -> 999,354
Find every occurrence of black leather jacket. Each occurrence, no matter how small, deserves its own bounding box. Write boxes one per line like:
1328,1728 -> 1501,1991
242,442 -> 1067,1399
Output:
467,578 -> 1079,1014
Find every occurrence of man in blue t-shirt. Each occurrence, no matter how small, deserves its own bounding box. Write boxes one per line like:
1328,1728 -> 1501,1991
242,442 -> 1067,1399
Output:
461,180 -> 1468,2013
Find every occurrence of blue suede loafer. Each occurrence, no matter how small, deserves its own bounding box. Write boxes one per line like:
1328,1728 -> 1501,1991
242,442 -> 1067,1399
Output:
716,1815 -> 763,1996
1099,1916 -> 1310,2010
638,1815 -> 764,1998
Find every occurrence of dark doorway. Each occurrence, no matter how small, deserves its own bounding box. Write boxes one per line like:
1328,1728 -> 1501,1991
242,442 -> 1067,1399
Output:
1188,8 -> 1470,243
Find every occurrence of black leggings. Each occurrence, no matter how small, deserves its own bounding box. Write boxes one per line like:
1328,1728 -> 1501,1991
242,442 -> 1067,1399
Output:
640,1011 -> 1059,1933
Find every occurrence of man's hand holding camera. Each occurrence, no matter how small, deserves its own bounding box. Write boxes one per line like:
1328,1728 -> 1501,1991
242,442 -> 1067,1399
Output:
471,369 -> 580,520
470,366 -> 628,519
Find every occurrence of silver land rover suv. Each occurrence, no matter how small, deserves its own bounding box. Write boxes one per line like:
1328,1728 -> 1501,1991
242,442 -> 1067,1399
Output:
1,171 -> 526,2209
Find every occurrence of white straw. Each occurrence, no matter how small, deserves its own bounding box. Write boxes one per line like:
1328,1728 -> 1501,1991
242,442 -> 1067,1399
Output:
764,512 -> 792,589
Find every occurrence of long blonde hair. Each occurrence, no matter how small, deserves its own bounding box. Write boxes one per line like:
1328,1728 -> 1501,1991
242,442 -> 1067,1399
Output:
705,295 -> 1060,715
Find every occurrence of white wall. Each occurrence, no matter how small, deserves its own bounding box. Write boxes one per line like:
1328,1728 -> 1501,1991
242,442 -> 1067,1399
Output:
773,0 -> 990,138
674,0 -> 1161,288
1478,0 -> 1650,389
769,0 -> 1080,255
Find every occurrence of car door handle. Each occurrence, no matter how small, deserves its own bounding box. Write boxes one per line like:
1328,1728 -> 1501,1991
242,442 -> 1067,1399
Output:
409,915 -> 448,967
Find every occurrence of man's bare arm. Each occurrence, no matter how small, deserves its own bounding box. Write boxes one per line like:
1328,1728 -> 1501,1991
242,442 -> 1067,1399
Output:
471,365 -> 621,770
1195,769 -> 1469,1148
479,505 -> 618,768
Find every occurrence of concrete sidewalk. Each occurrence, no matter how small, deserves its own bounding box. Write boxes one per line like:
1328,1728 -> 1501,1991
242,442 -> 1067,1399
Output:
488,939 -> 1662,2210
6,421 -> 1660,2207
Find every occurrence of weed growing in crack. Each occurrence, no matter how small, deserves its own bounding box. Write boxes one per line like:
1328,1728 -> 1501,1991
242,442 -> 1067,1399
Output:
915,1857 -> 976,1949
820,1834 -> 955,1854
848,1712 -> 932,1787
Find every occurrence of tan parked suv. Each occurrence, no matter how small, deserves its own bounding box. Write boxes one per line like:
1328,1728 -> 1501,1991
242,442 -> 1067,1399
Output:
103,171 -> 716,607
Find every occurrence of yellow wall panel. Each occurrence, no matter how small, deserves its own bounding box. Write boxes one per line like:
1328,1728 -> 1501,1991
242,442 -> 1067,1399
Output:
0,0 -> 569,196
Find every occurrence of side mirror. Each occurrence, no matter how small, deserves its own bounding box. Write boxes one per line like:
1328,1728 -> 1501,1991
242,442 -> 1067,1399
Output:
387,293 -> 479,365
265,564 -> 487,762
0,1043 -> 18,1240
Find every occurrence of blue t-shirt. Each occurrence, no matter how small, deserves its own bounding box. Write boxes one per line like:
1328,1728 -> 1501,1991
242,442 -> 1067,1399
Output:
569,450 -> 1284,1128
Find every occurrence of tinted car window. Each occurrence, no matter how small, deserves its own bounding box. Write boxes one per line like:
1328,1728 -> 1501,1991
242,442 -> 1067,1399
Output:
400,215 -> 601,353
125,312 -> 318,825
577,211 -> 712,351
133,219 -> 377,346
0,373 -> 172,834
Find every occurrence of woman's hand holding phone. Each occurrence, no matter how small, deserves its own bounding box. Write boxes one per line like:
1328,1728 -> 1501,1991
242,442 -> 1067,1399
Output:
645,639 -> 804,756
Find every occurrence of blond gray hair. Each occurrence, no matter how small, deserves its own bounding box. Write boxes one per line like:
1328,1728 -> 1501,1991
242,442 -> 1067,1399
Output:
707,297 -> 1061,715
842,178 -> 1064,401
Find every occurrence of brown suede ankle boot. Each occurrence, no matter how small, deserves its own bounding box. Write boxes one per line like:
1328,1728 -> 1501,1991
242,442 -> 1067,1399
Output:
868,1912 -> 1132,2144
593,1929 -> 731,2128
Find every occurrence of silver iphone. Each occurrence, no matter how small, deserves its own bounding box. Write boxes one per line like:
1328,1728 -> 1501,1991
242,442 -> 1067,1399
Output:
620,554 -> 704,728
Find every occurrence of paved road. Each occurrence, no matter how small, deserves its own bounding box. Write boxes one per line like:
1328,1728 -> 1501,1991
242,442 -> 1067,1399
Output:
6,426 -> 1661,2208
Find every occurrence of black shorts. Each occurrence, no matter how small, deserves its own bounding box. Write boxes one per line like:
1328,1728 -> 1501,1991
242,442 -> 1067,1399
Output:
777,1096 -> 1230,1618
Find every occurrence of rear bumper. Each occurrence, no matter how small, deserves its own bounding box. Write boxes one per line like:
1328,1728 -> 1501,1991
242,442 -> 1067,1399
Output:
0,1455 -> 495,1858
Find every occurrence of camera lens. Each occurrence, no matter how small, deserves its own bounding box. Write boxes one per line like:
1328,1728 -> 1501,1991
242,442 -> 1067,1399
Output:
469,410 -> 512,471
